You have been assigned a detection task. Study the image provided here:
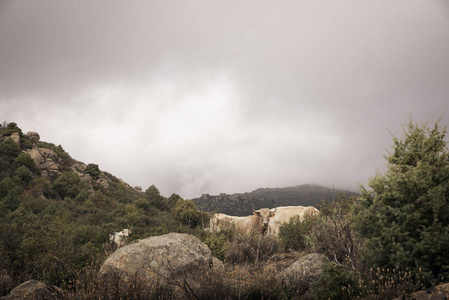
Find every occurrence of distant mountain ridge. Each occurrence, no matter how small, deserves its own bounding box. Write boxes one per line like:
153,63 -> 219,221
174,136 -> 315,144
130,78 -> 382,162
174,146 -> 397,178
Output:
192,184 -> 358,216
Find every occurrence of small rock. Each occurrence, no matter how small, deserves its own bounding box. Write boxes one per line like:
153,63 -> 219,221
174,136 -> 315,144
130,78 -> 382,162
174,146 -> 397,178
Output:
1,280 -> 66,300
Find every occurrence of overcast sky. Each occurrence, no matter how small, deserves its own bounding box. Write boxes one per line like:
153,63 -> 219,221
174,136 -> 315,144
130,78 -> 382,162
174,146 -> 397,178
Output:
1,0 -> 448,199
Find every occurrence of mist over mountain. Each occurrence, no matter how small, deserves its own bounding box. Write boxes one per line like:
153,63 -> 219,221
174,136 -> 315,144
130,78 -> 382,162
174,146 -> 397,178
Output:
192,184 -> 358,216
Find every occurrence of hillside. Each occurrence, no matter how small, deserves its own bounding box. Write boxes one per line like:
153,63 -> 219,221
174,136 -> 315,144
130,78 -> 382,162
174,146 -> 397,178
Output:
0,122 -> 207,293
192,184 -> 358,216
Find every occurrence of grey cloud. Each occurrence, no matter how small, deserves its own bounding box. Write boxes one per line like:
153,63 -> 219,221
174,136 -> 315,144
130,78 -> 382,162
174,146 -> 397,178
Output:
1,0 -> 448,198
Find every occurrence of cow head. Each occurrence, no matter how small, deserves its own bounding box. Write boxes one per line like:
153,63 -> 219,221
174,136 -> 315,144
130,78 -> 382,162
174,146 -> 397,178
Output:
253,207 -> 276,228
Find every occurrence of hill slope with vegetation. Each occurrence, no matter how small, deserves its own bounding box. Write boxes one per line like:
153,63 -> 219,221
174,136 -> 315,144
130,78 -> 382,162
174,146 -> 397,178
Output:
193,184 -> 358,216
2,120 -> 449,300
0,122 -> 207,293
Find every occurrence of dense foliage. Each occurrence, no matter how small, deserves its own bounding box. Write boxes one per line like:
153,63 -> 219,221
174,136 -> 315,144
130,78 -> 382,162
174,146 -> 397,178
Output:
353,121 -> 449,284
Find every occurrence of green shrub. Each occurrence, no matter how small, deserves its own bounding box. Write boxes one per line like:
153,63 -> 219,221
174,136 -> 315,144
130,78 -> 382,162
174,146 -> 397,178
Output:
203,232 -> 229,260
0,122 -> 22,137
13,166 -> 33,184
311,262 -> 359,300
0,139 -> 21,159
145,184 -> 169,211
353,121 -> 449,284
0,178 -> 19,199
172,199 -> 208,228
14,153 -> 36,172
53,171 -> 88,200
279,213 -> 317,252
134,198 -> 150,211
167,193 -> 181,210
84,163 -> 100,180
30,177 -> 56,199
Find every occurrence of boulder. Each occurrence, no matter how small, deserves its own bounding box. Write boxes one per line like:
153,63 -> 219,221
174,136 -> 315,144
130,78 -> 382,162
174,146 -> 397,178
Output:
1,280 -> 66,300
71,162 -> 94,185
394,283 -> 449,300
8,132 -> 20,145
26,131 -> 40,144
212,256 -> 225,272
99,233 -> 213,287
25,147 -> 61,178
279,253 -> 328,287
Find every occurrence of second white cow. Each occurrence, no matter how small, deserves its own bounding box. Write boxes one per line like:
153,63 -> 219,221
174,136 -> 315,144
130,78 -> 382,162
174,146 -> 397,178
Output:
268,206 -> 319,236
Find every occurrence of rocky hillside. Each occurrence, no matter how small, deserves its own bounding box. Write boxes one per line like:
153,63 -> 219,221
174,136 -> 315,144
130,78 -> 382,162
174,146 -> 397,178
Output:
192,184 -> 358,216
0,122 -> 207,294
19,130 -> 139,195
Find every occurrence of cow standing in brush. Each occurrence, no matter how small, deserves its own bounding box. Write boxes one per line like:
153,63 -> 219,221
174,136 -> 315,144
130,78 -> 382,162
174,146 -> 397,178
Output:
267,206 -> 319,236
209,206 -> 277,235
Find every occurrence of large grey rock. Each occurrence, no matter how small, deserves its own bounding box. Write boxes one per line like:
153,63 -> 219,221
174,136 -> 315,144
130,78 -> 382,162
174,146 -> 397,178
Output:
26,131 -> 40,144
1,280 -> 66,300
279,253 -> 328,287
99,233 -> 213,286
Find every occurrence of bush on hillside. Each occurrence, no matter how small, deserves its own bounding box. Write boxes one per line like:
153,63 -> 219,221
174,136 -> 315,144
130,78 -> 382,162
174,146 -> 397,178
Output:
53,171 -> 88,200
145,184 -> 169,211
353,121 -> 449,284
279,213 -> 317,252
84,163 -> 101,180
172,199 -> 208,228
310,194 -> 362,270
14,153 -> 36,173
0,139 -> 21,159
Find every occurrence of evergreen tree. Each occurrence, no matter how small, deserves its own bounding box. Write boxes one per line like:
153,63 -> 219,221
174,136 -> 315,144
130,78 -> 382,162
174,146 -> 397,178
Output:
145,184 -> 168,211
353,121 -> 449,282
84,163 -> 101,179
53,171 -> 88,200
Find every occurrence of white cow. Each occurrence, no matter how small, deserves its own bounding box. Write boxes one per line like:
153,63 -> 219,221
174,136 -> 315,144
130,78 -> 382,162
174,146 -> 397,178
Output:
209,213 -> 245,232
268,206 -> 319,236
109,229 -> 131,247
209,207 -> 276,235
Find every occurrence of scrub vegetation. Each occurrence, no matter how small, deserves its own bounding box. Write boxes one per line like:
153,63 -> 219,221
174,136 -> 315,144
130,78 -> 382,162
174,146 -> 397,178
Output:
0,120 -> 448,299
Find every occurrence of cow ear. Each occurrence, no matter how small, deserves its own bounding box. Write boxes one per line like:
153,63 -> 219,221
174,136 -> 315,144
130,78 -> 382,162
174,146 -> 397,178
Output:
254,211 -> 260,216
270,213 -> 275,217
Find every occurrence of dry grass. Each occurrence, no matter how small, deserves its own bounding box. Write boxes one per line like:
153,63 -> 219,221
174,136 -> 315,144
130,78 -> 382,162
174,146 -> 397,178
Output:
0,269 -> 14,297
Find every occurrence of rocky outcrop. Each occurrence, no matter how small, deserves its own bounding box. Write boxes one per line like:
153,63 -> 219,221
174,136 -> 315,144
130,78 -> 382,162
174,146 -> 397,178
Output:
25,146 -> 61,178
279,253 -> 328,288
26,131 -> 40,144
8,132 -> 20,145
70,161 -> 91,183
0,280 -> 67,300
99,233 -> 214,287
